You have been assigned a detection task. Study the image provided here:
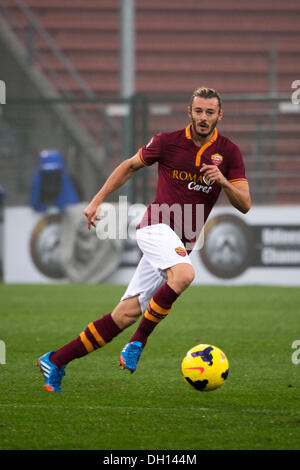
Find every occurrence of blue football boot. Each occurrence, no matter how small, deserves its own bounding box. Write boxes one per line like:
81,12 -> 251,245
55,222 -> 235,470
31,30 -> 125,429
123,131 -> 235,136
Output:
37,351 -> 66,392
120,341 -> 143,373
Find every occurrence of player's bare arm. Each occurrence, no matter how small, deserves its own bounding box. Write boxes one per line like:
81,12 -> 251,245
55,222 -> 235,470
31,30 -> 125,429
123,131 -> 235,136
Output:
84,153 -> 144,229
200,163 -> 251,214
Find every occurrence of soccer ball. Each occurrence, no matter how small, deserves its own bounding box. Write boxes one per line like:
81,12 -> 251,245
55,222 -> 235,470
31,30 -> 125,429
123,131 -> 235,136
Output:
181,344 -> 229,391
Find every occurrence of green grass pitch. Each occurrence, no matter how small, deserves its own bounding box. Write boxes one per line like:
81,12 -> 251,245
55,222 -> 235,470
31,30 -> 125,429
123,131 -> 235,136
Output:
0,284 -> 299,450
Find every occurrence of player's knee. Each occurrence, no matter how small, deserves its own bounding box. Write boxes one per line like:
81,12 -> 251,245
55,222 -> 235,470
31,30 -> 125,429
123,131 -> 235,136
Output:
180,265 -> 195,289
168,264 -> 195,293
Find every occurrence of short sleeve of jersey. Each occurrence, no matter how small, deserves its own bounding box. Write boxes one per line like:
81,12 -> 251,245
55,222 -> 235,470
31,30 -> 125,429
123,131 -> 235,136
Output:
138,133 -> 163,166
226,144 -> 248,184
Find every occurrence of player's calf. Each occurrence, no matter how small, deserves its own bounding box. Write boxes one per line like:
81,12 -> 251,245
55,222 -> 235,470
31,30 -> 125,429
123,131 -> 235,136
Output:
39,313 -> 123,378
120,282 -> 180,372
111,296 -> 142,330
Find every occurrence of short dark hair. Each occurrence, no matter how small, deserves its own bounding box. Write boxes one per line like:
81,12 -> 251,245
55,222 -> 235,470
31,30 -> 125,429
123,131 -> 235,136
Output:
190,87 -> 222,110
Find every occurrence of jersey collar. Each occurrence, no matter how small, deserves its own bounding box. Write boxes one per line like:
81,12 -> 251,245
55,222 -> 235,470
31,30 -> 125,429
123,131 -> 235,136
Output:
185,124 -> 218,167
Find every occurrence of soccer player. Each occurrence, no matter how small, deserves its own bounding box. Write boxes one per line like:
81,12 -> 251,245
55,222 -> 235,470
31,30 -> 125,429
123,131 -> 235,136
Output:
38,87 -> 251,392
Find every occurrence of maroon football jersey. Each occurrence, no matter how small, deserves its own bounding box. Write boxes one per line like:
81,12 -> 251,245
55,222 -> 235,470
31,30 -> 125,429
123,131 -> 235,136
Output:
137,124 -> 248,251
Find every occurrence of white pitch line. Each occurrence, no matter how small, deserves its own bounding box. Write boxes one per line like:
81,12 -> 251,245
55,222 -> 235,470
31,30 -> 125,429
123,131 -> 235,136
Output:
0,403 -> 294,415
0,403 -> 210,412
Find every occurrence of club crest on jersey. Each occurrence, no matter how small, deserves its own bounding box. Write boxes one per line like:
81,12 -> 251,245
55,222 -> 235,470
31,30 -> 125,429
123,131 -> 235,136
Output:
211,153 -> 223,166
175,246 -> 187,257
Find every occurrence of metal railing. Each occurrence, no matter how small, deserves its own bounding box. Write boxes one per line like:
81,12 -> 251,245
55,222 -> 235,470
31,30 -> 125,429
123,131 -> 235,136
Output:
1,92 -> 299,207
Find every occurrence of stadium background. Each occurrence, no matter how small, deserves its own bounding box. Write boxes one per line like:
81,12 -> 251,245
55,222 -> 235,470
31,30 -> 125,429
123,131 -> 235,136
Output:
1,0 -> 300,285
0,0 -> 300,453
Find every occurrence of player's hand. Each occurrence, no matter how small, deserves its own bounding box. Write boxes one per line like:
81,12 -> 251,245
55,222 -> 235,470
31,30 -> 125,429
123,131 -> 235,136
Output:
200,164 -> 227,186
84,202 -> 101,230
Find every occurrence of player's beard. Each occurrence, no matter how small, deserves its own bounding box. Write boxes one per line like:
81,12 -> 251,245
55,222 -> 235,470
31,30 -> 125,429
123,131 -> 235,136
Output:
191,115 -> 219,139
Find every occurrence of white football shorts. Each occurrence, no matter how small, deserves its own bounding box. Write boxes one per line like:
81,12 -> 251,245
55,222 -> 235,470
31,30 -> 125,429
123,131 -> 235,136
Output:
120,224 -> 192,313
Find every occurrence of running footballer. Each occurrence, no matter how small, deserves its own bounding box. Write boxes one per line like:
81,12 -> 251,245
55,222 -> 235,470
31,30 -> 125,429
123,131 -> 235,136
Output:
38,87 -> 251,392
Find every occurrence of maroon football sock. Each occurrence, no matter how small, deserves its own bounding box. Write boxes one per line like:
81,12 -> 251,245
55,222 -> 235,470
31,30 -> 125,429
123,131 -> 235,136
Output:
130,282 -> 179,347
50,313 -> 122,368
